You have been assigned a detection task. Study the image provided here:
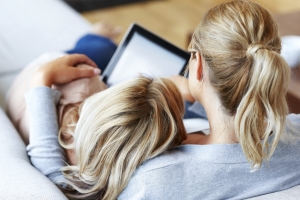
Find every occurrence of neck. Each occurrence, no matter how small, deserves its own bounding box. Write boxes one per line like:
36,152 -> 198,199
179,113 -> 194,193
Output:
195,84 -> 238,145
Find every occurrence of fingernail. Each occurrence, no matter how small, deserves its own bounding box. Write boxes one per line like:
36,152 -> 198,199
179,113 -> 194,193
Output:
93,68 -> 101,75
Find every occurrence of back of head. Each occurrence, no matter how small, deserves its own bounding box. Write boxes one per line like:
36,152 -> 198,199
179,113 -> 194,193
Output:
190,0 -> 290,166
61,76 -> 186,199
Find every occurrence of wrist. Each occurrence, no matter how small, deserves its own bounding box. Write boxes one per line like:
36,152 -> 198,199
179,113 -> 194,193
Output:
30,70 -> 53,88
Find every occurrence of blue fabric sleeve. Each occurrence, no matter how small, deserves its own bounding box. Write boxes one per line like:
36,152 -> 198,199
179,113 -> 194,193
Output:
184,101 -> 207,119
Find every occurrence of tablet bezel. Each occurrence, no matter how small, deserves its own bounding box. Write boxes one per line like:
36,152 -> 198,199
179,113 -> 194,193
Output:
102,23 -> 190,84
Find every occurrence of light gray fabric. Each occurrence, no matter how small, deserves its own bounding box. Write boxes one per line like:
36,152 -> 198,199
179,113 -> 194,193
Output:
25,87 -> 67,185
0,107 -> 67,199
119,114 -> 300,199
247,184 -> 300,199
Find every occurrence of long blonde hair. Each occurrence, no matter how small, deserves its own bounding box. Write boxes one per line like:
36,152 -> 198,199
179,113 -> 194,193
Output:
190,0 -> 290,167
58,76 -> 186,199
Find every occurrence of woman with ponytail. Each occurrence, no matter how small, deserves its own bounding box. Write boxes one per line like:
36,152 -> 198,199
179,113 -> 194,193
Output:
187,2 -> 291,167
119,0 -> 300,199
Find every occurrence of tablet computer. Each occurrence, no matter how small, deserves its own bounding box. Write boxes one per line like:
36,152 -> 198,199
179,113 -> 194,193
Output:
102,23 -> 190,87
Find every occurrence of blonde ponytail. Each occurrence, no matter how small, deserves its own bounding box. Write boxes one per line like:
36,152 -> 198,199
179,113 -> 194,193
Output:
236,46 -> 290,166
190,0 -> 290,166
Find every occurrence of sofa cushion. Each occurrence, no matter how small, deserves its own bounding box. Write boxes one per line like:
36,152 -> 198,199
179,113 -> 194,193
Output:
0,108 -> 67,199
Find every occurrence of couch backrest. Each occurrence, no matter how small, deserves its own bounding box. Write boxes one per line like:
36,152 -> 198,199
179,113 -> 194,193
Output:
0,0 -> 91,108
0,0 -> 91,74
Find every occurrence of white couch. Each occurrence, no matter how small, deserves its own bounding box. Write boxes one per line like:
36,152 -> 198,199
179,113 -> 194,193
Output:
0,0 -> 91,108
0,0 -> 89,199
0,0 -> 300,199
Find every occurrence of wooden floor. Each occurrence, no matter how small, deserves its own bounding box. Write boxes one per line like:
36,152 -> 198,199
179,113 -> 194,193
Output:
81,0 -> 300,50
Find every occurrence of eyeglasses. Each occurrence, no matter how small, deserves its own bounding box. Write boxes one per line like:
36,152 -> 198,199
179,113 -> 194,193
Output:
187,42 -> 197,54
184,44 -> 198,78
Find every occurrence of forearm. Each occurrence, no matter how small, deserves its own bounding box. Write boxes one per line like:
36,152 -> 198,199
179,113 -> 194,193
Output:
169,75 -> 195,102
25,87 -> 66,182
25,54 -> 100,184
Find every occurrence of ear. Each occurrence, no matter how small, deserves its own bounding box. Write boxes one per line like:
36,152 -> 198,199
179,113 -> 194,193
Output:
195,52 -> 203,81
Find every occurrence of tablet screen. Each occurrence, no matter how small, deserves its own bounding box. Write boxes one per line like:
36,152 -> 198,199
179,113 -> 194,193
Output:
102,23 -> 189,87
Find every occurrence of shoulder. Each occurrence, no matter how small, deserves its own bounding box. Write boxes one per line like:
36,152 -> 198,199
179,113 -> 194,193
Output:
118,146 -> 192,199
284,114 -> 300,139
274,114 -> 300,156
137,146 -> 193,173
286,113 -> 300,127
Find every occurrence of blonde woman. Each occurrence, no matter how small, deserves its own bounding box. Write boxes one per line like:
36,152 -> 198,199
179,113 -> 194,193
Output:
26,54 -> 186,199
119,0 -> 300,199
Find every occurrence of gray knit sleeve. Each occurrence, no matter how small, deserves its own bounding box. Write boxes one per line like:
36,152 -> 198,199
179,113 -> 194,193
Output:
25,86 -> 66,184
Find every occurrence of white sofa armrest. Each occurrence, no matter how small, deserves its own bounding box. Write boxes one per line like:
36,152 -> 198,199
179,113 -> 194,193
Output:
0,108 -> 68,199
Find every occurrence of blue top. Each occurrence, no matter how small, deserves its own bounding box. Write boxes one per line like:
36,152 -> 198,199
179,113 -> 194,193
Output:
25,87 -> 300,199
